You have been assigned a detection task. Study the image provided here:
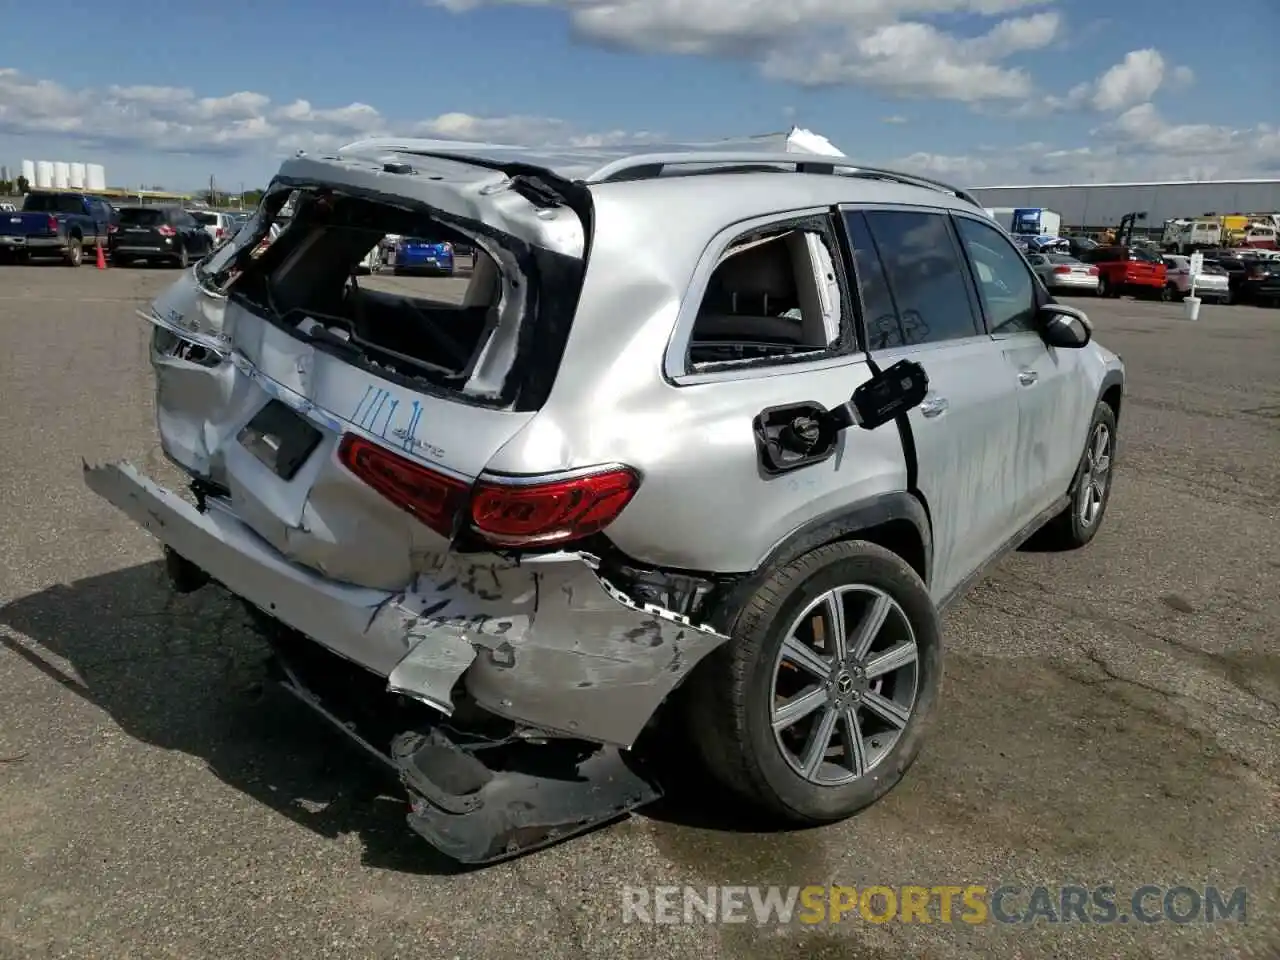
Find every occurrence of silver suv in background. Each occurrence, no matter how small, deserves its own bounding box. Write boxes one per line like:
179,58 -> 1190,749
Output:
85,142 -> 1125,865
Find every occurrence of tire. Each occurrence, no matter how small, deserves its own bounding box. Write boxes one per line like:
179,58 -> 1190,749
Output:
64,238 -> 83,267
1160,284 -> 1174,302
1097,275 -> 1111,298
688,540 -> 943,825
1037,401 -> 1118,550
174,245 -> 189,269
114,255 -> 133,268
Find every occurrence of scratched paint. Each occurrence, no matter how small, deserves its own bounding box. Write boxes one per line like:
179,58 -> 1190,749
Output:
352,387 -> 422,452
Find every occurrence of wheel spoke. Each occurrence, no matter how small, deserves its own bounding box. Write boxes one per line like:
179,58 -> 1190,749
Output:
840,707 -> 866,778
800,706 -> 840,778
865,641 -> 917,679
823,591 -> 848,661
1092,427 -> 1109,464
848,593 -> 891,662
781,635 -> 831,679
862,690 -> 910,729
772,686 -> 828,732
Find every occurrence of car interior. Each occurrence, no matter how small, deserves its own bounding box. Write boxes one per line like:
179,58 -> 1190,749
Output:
689,228 -> 841,366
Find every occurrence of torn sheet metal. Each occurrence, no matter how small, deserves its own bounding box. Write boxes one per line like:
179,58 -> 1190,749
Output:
85,461 -> 728,748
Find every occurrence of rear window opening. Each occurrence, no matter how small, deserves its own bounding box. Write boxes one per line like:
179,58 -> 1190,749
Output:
689,227 -> 842,369
200,186 -> 541,403
119,208 -> 168,227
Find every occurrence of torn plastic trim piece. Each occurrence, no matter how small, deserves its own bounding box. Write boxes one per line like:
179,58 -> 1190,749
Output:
140,306 -> 230,357
392,730 -> 662,865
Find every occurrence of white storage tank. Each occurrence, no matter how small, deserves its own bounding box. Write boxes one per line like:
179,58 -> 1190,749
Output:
70,162 -> 86,189
21,159 -> 36,187
86,164 -> 106,192
53,161 -> 70,189
35,161 -> 54,189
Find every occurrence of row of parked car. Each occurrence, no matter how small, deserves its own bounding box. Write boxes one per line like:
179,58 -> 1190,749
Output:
0,191 -> 464,275
1015,234 -> 1280,306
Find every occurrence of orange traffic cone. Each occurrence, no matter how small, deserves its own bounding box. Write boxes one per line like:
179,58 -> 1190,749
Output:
95,242 -> 107,270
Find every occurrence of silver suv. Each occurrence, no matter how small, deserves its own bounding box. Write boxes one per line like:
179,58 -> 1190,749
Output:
86,141 -> 1125,864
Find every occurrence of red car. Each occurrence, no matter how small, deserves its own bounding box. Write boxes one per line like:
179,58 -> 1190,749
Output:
1077,244 -> 1167,299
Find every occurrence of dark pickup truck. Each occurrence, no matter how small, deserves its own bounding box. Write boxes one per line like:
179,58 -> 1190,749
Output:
0,192 -> 117,266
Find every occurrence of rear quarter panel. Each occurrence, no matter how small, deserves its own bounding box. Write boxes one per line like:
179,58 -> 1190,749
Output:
483,182 -> 910,574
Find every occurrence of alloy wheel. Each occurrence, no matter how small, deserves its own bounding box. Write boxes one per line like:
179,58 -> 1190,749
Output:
769,585 -> 919,786
1077,422 -> 1112,528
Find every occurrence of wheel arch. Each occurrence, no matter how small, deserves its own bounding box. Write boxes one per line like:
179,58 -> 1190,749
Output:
1098,368 -> 1124,424
748,492 -> 933,593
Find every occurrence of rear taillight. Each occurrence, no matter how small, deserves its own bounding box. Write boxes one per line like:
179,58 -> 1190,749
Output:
1052,265 -> 1071,274
442,242 -> 454,254
157,225 -> 176,237
216,228 -> 225,239
46,215 -> 57,233
470,467 -> 640,547
338,434 -> 469,538
1088,266 -> 1099,275
338,433 -> 641,547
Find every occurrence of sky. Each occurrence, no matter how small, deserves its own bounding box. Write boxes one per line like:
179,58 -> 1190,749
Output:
0,0 -> 1277,192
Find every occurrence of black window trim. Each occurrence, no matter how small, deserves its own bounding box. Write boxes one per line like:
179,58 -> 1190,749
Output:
837,202 -> 988,351
950,209 -> 1049,337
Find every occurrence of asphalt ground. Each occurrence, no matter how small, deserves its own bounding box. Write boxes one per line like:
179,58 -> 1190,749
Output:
0,262 -> 1276,959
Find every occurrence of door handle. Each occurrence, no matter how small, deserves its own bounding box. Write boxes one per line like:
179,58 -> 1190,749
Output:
919,395 -> 949,418
1018,370 -> 1039,386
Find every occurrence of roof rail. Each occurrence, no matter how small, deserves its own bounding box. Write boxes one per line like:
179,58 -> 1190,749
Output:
582,151 -> 982,207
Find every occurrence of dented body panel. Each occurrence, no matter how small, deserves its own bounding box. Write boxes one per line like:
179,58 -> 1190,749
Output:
85,461 -> 725,747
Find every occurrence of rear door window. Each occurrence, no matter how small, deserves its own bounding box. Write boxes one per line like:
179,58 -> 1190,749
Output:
858,209 -> 983,345
118,208 -> 166,227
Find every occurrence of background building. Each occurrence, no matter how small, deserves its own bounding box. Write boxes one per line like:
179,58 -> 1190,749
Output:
970,179 -> 1280,232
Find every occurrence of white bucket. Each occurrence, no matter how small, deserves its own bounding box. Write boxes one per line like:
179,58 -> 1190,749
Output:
1183,295 -> 1201,321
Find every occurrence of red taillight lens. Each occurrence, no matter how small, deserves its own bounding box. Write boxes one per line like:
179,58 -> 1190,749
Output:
338,433 -> 640,547
157,225 -> 176,237
337,433 -> 469,537
46,215 -> 57,233
216,228 -> 225,239
1052,265 -> 1071,274
1088,266 -> 1099,275
470,467 -> 640,547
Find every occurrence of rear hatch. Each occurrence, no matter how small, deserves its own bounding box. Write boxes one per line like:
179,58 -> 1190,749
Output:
114,207 -> 174,250
149,151 -> 591,590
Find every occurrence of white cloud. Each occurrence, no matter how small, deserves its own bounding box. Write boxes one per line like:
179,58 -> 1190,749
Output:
1090,48 -> 1165,111
1035,48 -> 1193,117
433,0 -> 1060,102
893,111 -> 1280,186
0,67 -> 653,167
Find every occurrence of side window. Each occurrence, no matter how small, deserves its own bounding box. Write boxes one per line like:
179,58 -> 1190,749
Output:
688,224 -> 845,368
843,211 -> 904,350
861,210 -> 982,346
953,216 -> 1038,334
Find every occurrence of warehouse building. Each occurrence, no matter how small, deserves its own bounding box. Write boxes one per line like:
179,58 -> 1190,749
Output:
969,179 -> 1280,233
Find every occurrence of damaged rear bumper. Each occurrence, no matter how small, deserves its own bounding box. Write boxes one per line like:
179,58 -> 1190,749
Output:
83,461 -> 727,749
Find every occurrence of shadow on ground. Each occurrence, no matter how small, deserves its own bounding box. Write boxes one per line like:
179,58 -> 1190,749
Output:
0,561 -> 774,874
0,561 -> 476,876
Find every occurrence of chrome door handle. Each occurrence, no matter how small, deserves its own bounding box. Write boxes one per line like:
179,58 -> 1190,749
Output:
920,395 -> 949,418
1018,370 -> 1039,385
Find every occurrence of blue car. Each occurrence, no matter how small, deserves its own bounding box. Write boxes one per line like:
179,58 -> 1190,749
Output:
393,237 -> 454,275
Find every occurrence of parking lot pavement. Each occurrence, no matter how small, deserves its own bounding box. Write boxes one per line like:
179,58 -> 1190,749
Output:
0,267 -> 1276,960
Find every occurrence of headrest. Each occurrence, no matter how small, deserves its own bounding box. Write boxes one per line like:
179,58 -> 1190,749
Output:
702,235 -> 798,314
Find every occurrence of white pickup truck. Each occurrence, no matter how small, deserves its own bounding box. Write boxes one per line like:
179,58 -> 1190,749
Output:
1161,219 -> 1222,254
